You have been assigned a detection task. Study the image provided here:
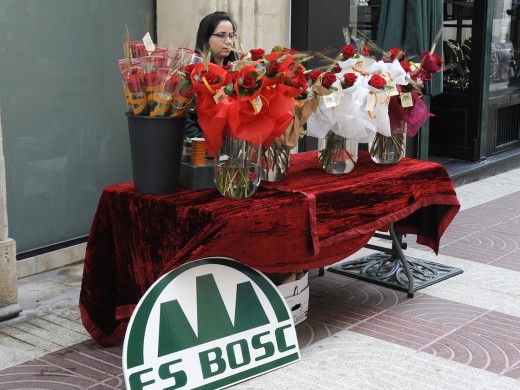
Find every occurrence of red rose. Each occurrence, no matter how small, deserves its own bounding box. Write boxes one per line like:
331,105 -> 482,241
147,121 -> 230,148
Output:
250,48 -> 265,61
342,44 -> 356,60
309,70 -> 323,84
295,65 -> 305,74
420,51 -> 443,73
241,73 -> 258,90
163,74 -> 180,93
369,74 -> 386,89
144,71 -> 159,87
183,64 -> 196,81
286,72 -> 307,90
390,48 -> 404,60
200,71 -> 219,85
283,47 -> 300,55
125,73 -> 143,93
321,72 -> 337,89
400,60 -> 411,73
225,71 -> 239,85
332,64 -> 342,73
360,46 -> 370,56
413,69 -> 431,82
266,60 -> 281,76
343,72 -> 358,87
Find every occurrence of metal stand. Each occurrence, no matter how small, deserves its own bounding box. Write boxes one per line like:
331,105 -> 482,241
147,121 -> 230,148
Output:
327,223 -> 463,298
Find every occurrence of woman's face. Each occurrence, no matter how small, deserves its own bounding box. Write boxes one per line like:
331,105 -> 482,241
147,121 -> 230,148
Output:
209,20 -> 235,65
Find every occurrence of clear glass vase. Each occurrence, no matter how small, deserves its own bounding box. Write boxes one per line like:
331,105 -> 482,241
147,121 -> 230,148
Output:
369,121 -> 407,164
261,143 -> 290,182
214,130 -> 262,198
318,132 -> 358,174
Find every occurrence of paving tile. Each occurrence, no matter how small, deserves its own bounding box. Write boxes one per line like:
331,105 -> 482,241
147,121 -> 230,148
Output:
504,364 -> 520,380
427,328 -> 520,375
490,249 -> 520,272
0,358 -> 101,388
41,347 -> 121,380
351,311 -> 448,350
462,311 -> 520,343
455,263 -> 520,296
440,235 -> 513,265
0,333 -> 48,371
386,295 -> 487,329
295,318 -> 343,348
0,326 -> 64,352
38,313 -> 90,336
90,374 -> 126,389
17,317 -> 88,347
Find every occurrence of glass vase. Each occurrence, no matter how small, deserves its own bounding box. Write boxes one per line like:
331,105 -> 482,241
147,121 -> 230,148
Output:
369,121 -> 407,164
214,130 -> 262,198
318,132 -> 358,174
261,143 -> 290,182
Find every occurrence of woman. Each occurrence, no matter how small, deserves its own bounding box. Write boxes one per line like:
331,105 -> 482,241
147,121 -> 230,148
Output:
185,11 -> 239,137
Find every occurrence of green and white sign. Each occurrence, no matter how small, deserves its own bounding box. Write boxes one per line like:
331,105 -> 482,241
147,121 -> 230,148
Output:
123,257 -> 300,390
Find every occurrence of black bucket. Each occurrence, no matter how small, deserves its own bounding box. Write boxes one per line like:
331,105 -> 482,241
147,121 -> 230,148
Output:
126,113 -> 186,195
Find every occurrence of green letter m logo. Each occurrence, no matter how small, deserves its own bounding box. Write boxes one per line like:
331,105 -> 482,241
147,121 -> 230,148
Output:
157,274 -> 271,356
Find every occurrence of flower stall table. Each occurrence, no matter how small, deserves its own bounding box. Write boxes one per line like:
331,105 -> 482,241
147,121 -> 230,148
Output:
79,151 -> 460,346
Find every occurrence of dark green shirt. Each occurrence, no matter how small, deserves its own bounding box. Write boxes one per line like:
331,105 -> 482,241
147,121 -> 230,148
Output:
184,98 -> 203,138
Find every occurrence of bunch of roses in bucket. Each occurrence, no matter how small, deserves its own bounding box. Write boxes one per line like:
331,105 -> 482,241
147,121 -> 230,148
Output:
181,47 -> 311,197
306,30 -> 443,167
119,37 -> 201,118
183,46 -> 311,156
304,38 -> 408,173
367,36 -> 443,163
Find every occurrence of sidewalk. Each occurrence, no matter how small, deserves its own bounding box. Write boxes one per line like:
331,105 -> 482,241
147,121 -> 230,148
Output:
1,166 -> 520,389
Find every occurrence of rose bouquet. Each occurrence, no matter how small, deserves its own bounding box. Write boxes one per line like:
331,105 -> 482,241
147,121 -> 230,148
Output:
250,47 -> 312,182
306,29 -> 443,167
119,34 -> 201,118
304,38 -> 409,173
183,47 -> 310,197
366,32 -> 443,164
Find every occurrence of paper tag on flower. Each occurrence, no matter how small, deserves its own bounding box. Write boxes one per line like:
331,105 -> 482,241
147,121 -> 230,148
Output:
365,93 -> 377,112
409,62 -> 419,73
250,95 -> 263,114
213,88 -> 226,104
400,92 -> 414,108
142,32 -> 156,54
322,94 -> 339,108
387,81 -> 399,96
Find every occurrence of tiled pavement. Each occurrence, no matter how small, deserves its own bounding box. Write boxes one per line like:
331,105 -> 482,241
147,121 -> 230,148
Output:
0,167 -> 519,389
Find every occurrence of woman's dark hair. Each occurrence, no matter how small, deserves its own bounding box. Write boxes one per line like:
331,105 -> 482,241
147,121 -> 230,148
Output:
195,11 -> 238,64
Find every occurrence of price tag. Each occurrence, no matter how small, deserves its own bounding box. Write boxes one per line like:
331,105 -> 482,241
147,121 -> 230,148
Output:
400,92 -> 414,108
250,95 -> 263,114
365,93 -> 377,111
387,81 -> 399,96
322,93 -> 339,108
213,88 -> 226,104
142,32 -> 156,53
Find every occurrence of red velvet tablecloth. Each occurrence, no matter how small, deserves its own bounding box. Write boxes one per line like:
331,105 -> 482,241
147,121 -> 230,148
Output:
79,151 -> 460,346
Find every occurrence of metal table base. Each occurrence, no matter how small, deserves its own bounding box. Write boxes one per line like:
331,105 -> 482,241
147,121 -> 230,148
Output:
327,223 -> 463,298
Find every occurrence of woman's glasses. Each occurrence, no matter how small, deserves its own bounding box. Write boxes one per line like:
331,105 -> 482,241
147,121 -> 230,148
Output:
212,33 -> 237,42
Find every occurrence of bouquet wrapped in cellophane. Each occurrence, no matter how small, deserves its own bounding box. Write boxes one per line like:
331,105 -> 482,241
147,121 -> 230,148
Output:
305,28 -> 443,167
182,45 -> 313,196
119,31 -> 201,118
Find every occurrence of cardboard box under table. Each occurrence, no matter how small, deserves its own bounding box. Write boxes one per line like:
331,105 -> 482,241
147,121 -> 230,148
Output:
275,272 -> 309,326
